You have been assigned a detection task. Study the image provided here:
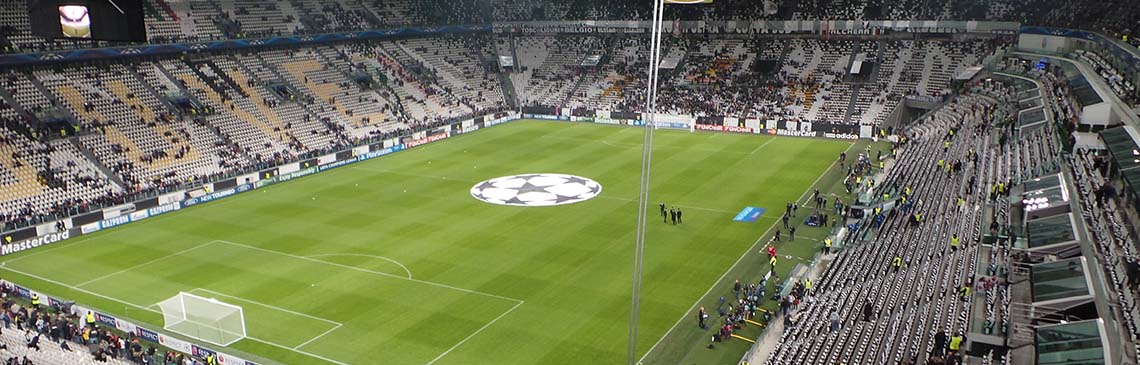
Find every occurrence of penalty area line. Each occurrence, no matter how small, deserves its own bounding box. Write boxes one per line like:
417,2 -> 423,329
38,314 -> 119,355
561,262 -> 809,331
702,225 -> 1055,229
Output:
0,265 -> 157,314
185,288 -> 342,326
74,240 -> 217,288
179,289 -> 346,350
424,300 -> 524,365
244,336 -> 350,365
293,323 -> 343,350
304,253 -> 413,279
212,240 -> 523,304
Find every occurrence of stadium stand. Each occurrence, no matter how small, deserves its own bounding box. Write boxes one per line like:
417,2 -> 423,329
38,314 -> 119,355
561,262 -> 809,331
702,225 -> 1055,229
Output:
515,35 -> 605,108
1073,49 -> 1139,107
0,0 -> 1136,54
395,36 -> 507,113
565,36 -> 648,112
0,283 -> 209,365
761,80 -> 1029,364
0,28 -> 1021,231
1071,149 -> 1140,339
1,1 -> 1140,364
34,64 -> 248,192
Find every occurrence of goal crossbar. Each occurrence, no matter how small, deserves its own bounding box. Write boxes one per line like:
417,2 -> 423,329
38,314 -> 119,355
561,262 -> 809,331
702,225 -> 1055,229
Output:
158,291 -> 247,347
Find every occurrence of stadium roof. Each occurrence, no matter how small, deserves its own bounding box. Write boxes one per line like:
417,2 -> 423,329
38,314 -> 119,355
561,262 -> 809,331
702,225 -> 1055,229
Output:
1101,127 -> 1140,201
1030,257 -> 1092,303
1025,213 -> 1079,250
1017,89 -> 1042,101
1019,108 -> 1047,127
954,66 -> 983,81
1019,97 -> 1043,111
1021,174 -> 1070,212
1068,77 -> 1104,107
1036,319 -> 1109,365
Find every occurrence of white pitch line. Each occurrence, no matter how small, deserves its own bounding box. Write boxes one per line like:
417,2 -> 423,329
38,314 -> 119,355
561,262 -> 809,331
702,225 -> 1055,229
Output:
601,140 -> 632,149
424,300 -> 524,365
184,287 -> 348,351
544,135 -> 752,155
350,166 -> 763,217
3,193 -> 248,268
188,288 -> 342,326
75,241 -> 216,288
1,234 -> 106,267
304,253 -> 413,279
350,167 -> 476,183
636,141 -> 857,364
244,336 -> 350,365
213,240 -> 523,304
293,323 -> 343,350
0,265 -> 157,313
749,137 -> 777,155
596,196 -> 740,214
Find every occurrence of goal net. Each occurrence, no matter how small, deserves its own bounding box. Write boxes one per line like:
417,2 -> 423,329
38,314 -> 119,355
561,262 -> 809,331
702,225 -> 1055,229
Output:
158,292 -> 246,346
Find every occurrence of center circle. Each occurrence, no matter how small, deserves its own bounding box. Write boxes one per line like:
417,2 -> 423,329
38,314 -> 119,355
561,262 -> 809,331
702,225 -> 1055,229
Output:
470,173 -> 602,207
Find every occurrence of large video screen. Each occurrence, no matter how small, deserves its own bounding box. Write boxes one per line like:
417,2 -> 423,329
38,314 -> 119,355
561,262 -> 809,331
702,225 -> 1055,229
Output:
58,5 -> 92,39
29,0 -> 146,42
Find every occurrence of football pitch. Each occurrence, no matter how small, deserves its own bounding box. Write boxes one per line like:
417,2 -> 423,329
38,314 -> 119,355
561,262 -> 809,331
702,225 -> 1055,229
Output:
0,120 -> 854,364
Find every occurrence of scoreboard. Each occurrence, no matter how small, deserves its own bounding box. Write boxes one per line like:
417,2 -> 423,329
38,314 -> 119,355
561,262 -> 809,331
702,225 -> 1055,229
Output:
28,0 -> 147,42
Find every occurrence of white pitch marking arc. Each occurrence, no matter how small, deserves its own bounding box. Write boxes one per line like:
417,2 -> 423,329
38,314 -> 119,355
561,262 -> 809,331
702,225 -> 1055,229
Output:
303,253 -> 413,279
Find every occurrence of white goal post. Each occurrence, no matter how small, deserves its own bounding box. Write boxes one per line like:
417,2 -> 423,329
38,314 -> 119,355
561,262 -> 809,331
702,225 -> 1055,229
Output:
158,292 -> 247,346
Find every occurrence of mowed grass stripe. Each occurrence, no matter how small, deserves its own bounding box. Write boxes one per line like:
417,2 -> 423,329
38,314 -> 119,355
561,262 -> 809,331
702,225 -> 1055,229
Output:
0,120 -> 851,364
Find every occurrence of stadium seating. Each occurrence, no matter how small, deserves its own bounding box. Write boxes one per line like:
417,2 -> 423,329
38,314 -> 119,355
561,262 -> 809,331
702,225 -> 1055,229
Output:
394,36 -> 506,114
519,36 -> 606,108
553,36 -> 992,125
219,0 -> 304,38
762,82 -> 1034,364
0,327 -> 134,365
1073,50 -> 1139,107
1,0 -> 1136,55
36,64 -> 248,192
565,36 -> 648,111
1071,150 -> 1140,341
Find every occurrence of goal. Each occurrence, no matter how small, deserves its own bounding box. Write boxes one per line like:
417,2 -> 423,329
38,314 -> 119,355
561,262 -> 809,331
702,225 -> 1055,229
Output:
157,292 -> 246,346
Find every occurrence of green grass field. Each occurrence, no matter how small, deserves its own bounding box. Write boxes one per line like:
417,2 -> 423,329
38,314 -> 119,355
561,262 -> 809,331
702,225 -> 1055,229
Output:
0,120 -> 858,364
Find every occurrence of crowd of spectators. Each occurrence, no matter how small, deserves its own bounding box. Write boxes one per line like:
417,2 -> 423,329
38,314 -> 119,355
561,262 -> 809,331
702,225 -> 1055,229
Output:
1,0 -> 1136,56
0,36 -> 512,231
0,282 -> 209,365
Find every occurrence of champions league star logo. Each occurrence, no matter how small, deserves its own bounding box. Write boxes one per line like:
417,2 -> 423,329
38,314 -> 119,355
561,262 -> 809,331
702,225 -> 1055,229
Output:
470,174 -> 602,207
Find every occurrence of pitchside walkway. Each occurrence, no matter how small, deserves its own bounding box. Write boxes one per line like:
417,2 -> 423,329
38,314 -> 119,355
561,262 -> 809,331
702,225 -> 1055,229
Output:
745,153 -> 898,364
